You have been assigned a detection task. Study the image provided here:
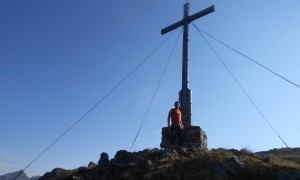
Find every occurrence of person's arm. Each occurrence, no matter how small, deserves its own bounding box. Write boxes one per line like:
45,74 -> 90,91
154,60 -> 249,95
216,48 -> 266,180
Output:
179,111 -> 183,129
167,109 -> 171,127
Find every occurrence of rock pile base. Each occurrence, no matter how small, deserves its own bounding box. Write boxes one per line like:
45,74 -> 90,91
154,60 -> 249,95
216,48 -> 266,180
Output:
160,126 -> 207,149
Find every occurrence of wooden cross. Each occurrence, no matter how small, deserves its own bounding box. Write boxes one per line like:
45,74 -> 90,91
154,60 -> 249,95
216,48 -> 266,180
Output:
161,3 -> 214,127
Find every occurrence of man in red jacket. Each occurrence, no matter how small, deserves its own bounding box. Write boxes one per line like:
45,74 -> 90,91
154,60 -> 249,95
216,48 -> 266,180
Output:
168,101 -> 183,146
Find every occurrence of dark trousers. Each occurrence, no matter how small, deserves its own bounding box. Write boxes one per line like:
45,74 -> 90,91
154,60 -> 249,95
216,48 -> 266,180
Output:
170,124 -> 183,146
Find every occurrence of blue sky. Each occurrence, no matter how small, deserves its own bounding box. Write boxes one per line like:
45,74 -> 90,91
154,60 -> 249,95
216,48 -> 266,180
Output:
1,0 -> 300,177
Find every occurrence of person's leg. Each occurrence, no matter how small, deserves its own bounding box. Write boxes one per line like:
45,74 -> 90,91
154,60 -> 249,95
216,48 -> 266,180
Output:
178,127 -> 184,146
173,125 -> 181,146
170,124 -> 175,144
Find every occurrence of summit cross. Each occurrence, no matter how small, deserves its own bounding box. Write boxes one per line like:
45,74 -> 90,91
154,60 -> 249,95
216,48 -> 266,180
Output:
161,3 -> 214,127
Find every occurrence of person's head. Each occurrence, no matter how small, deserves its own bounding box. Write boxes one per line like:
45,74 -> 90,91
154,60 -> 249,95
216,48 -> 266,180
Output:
174,101 -> 180,108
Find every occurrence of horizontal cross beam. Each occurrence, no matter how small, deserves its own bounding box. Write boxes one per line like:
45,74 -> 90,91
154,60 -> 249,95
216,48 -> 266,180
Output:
161,5 -> 215,35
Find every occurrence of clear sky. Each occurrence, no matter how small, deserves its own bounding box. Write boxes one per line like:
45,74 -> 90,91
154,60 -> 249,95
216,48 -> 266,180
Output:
1,0 -> 300,177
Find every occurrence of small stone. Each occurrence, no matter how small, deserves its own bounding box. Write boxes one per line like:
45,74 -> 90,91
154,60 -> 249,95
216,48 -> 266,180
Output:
146,160 -> 153,167
163,148 -> 176,157
88,161 -> 97,168
71,175 -> 84,180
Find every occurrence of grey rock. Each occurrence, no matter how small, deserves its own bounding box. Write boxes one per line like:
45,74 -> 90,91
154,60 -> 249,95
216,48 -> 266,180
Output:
146,160 -> 153,167
71,175 -> 84,180
224,156 -> 244,169
175,147 -> 193,157
214,156 -> 244,179
98,152 -> 109,167
88,161 -> 97,168
163,148 -> 176,157
223,156 -> 244,175
112,150 -> 133,164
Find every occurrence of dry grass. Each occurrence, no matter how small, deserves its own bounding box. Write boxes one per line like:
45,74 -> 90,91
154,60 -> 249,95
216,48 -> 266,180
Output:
270,156 -> 300,169
240,146 -> 253,154
145,148 -> 300,179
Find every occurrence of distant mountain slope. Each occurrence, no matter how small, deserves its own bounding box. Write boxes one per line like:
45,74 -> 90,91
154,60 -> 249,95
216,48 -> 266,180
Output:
39,147 -> 300,179
0,170 -> 40,180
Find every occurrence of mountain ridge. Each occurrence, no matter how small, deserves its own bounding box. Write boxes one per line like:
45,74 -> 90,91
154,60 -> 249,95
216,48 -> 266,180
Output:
0,170 -> 40,180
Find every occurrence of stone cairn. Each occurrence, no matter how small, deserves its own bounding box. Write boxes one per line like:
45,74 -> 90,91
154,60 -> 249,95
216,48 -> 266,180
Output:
160,126 -> 208,149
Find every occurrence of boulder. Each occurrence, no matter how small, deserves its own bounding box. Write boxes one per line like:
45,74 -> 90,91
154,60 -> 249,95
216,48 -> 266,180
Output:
98,152 -> 109,167
112,150 -> 133,164
214,156 -> 244,179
